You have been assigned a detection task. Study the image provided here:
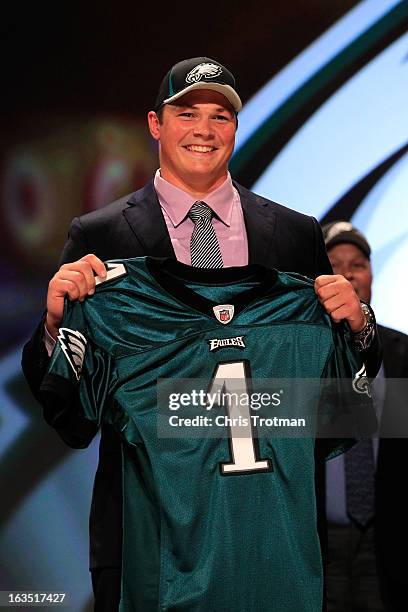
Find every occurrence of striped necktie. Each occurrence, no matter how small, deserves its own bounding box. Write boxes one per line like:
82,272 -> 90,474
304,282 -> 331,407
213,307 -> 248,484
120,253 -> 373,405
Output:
188,201 -> 223,268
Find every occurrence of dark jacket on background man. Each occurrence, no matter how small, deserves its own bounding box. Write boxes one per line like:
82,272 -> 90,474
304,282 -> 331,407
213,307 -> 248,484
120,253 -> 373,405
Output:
375,324 -> 408,610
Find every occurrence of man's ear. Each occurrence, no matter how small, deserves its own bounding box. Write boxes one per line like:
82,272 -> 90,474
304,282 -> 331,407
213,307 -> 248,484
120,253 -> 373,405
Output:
148,111 -> 160,141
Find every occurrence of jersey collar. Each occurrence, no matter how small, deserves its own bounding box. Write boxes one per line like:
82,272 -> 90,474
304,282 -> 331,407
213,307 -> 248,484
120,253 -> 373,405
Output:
145,257 -> 277,322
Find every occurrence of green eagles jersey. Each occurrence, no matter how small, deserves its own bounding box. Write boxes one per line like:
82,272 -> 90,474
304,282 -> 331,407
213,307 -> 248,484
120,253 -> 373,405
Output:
40,257 -> 372,612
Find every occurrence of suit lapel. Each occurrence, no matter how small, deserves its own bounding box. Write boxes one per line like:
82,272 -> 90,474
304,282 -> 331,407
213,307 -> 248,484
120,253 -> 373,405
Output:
235,183 -> 279,268
123,180 -> 278,266
123,181 -> 176,258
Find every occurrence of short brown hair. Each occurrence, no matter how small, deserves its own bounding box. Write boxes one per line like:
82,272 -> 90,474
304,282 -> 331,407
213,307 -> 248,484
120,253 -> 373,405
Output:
155,107 -> 165,124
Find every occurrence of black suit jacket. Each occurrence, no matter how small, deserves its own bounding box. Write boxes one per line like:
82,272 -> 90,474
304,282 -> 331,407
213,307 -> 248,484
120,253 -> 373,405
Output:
375,325 -> 408,611
21,180 -> 380,568
323,324 -> 408,611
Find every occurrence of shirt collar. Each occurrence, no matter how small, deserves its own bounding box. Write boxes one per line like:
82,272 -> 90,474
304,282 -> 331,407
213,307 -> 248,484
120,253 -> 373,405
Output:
154,169 -> 235,227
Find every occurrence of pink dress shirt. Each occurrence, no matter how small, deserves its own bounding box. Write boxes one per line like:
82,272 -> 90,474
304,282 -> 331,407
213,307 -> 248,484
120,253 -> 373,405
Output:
154,170 -> 248,267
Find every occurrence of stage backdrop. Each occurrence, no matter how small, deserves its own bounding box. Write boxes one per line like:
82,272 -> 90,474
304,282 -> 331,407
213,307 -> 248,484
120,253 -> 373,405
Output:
1,1 -> 406,609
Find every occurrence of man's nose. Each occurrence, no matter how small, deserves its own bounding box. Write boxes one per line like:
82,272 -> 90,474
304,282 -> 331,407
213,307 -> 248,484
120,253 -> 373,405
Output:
193,118 -> 214,138
332,263 -> 352,278
341,268 -> 355,282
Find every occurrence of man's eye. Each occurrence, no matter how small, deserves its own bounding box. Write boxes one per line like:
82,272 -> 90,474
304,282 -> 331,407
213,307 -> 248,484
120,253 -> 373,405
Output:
214,115 -> 229,121
179,112 -> 194,118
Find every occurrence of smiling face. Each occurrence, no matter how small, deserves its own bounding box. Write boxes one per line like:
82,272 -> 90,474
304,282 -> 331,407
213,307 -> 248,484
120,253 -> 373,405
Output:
328,242 -> 373,304
148,89 -> 237,197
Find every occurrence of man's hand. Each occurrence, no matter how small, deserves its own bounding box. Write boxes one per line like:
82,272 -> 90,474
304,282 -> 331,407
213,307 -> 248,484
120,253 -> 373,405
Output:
45,254 -> 106,339
314,274 -> 366,333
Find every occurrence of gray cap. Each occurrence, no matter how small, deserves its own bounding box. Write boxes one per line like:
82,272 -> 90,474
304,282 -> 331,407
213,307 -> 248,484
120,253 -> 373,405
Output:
322,221 -> 371,258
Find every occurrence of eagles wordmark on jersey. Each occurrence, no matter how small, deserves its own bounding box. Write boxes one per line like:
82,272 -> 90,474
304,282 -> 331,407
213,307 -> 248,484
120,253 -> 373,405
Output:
39,257 -> 372,612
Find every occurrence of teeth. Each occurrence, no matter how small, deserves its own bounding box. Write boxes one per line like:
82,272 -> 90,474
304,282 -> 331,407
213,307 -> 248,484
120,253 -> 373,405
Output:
186,145 -> 215,153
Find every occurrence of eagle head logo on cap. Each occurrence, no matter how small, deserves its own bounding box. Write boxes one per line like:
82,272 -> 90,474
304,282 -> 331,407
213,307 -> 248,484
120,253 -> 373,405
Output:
185,62 -> 223,84
326,221 -> 353,241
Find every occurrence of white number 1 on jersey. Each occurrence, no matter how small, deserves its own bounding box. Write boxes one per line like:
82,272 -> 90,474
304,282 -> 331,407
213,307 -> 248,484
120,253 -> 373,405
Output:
209,361 -> 272,475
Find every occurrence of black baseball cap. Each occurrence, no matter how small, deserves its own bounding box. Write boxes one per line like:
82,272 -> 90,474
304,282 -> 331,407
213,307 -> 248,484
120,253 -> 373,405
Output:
154,57 -> 242,113
322,221 -> 371,259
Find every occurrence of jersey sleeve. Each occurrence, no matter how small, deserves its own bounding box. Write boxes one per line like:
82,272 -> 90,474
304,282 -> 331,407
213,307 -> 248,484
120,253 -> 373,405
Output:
38,298 -> 117,448
317,323 -> 377,460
